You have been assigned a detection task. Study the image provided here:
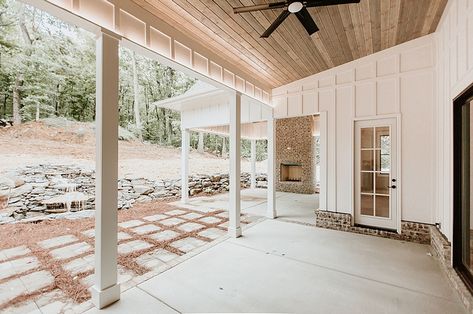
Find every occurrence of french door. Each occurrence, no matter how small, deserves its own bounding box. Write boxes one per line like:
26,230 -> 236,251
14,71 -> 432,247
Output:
355,118 -> 398,230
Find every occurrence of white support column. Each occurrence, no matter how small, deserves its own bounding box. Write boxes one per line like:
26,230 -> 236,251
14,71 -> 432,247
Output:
267,117 -> 277,219
181,128 -> 190,203
250,139 -> 257,189
92,30 -> 120,309
229,92 -> 242,238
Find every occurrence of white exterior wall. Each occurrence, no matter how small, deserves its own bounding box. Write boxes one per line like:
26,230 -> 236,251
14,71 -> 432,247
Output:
272,35 -> 436,225
435,0 -> 473,241
181,96 -> 272,129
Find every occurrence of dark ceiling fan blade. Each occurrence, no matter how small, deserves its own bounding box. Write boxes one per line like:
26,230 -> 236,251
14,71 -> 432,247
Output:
305,0 -> 361,7
295,7 -> 319,36
261,10 -> 291,38
233,1 -> 287,14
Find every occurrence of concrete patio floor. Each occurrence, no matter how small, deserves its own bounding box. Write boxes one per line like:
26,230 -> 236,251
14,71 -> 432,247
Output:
172,188 -> 319,225
86,219 -> 466,314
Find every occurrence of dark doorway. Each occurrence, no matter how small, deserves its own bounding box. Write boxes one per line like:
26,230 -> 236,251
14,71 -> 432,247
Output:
453,83 -> 473,293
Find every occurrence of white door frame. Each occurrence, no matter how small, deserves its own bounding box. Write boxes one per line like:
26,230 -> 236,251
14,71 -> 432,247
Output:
353,114 -> 402,233
319,111 -> 328,210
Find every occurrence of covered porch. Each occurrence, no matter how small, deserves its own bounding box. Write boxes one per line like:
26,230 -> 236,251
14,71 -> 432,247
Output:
85,218 -> 464,314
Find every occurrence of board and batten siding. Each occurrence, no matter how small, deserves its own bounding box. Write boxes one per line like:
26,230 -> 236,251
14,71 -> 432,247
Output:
272,34 -> 436,226
435,0 -> 473,242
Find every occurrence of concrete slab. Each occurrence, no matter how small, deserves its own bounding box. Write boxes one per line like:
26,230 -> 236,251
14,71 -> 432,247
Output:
173,189 -> 318,225
229,220 -> 456,300
170,237 -> 207,253
84,287 -> 178,314
118,220 -> 145,229
159,217 -> 186,226
0,245 -> 31,262
164,209 -> 187,216
177,222 -> 205,233
131,224 -> 161,235
50,242 -> 91,260
38,235 -> 78,249
139,220 -> 466,314
118,240 -> 152,255
198,216 -> 222,224
143,214 -> 168,222
0,256 -> 39,280
198,228 -> 226,240
63,254 -> 94,276
149,230 -> 180,242
180,212 -> 204,220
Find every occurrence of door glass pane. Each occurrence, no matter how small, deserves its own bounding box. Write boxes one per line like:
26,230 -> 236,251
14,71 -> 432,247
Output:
375,173 -> 389,194
361,150 -> 374,171
375,196 -> 389,218
361,195 -> 374,216
361,173 -> 373,193
361,128 -> 374,148
375,127 -> 390,148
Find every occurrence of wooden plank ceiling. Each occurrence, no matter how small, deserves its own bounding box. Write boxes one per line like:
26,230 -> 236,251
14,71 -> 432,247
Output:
132,0 -> 447,88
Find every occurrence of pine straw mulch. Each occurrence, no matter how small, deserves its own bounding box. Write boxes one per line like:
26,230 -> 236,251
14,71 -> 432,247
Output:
0,199 -> 237,311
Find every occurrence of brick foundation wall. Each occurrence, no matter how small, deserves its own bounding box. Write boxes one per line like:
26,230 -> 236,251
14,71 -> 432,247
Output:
430,227 -> 473,312
314,210 -> 431,244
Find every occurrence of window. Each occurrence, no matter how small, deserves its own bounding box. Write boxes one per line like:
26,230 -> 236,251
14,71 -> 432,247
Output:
453,87 -> 473,293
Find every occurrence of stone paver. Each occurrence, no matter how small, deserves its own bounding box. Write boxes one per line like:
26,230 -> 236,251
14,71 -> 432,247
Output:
0,256 -> 40,280
143,214 -> 168,222
81,229 -> 131,241
63,254 -> 94,276
170,237 -> 207,253
38,235 -> 78,249
0,245 -> 31,262
198,228 -> 226,240
149,230 -> 180,242
118,220 -> 145,228
164,209 -> 187,216
131,224 -> 161,235
178,222 -> 206,233
159,217 -> 186,226
198,216 -> 222,224
219,221 -> 229,228
81,229 -> 95,238
50,242 -> 91,260
215,211 -> 229,218
81,266 -> 133,289
118,240 -> 152,255
136,248 -> 179,269
119,232 -> 132,241
21,270 -> 54,293
0,277 -> 26,305
180,212 -> 204,220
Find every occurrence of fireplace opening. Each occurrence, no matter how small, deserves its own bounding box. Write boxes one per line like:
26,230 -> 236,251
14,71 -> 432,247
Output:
280,162 -> 303,182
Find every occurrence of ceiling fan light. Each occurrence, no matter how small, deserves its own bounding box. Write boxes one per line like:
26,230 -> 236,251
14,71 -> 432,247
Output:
288,1 -> 304,13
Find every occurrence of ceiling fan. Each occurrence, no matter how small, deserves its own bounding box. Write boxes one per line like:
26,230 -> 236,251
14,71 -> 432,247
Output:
233,0 -> 361,38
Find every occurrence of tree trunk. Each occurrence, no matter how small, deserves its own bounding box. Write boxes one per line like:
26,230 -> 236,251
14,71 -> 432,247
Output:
12,75 -> 21,125
35,102 -> 39,121
132,51 -> 142,140
2,94 -> 7,119
197,132 -> 204,153
222,136 -> 227,157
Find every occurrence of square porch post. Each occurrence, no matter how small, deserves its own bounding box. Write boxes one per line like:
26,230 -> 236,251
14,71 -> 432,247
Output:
92,30 -> 121,309
229,92 -> 242,238
250,139 -> 257,189
267,117 -> 277,218
181,127 -> 190,203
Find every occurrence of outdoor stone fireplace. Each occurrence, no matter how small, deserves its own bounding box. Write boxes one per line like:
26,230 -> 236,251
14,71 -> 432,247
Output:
276,116 -> 316,194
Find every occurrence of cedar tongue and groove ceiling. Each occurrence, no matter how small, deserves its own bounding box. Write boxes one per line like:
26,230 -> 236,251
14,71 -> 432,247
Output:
133,0 -> 447,88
